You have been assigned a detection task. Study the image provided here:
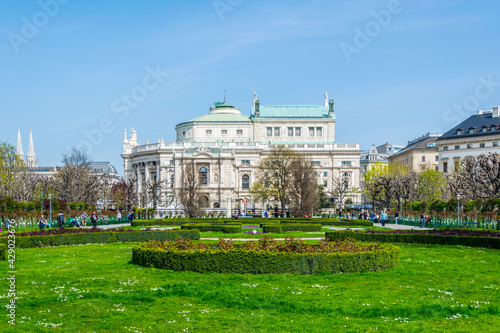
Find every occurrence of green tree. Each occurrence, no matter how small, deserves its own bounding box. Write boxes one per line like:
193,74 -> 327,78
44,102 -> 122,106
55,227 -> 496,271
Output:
0,142 -> 24,199
417,168 -> 446,203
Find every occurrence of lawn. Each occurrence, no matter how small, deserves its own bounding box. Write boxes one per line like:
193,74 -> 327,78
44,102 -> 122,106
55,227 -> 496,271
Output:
1,241 -> 499,332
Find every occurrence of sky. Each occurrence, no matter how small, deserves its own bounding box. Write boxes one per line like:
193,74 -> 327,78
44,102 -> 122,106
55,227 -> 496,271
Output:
1,0 -> 500,175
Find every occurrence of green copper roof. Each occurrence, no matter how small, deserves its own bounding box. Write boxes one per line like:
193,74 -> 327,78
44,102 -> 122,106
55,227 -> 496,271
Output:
187,113 -> 251,123
252,105 -> 336,120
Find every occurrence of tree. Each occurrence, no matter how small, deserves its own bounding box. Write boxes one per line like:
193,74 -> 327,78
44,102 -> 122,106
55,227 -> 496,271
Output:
417,168 -> 446,203
289,156 -> 320,217
143,175 -> 168,217
252,145 -> 297,216
111,178 -> 137,211
53,148 -> 100,203
179,162 -> 203,217
0,142 -> 24,199
330,171 -> 356,209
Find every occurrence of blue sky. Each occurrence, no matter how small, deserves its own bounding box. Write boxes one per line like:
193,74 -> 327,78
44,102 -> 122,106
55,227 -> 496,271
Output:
1,0 -> 500,174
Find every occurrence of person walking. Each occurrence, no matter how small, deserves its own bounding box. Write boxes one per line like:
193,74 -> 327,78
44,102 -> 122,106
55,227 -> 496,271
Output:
81,211 -> 88,227
56,211 -> 64,228
420,212 -> 426,228
91,211 -> 98,229
380,211 -> 388,227
394,211 -> 399,225
117,211 -> 122,223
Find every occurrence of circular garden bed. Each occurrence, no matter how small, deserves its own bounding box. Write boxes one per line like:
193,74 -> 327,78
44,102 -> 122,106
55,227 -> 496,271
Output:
132,236 -> 400,274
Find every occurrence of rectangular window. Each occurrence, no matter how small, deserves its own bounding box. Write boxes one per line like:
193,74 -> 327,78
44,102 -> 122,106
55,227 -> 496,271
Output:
341,161 -> 352,166
221,130 -> 227,135
288,127 -> 294,137
455,145 -> 460,150
266,127 -> 272,136
206,130 -> 212,135
443,162 -> 448,173
241,160 -> 250,165
312,161 -> 321,165
444,146 -> 448,151
435,166 -> 438,171
316,127 -> 322,136
494,142 -> 499,147
435,155 -> 439,161
323,180 -> 327,186
323,172 -> 328,177
480,143 -> 485,148
467,144 -> 472,149
309,127 -> 315,136
170,160 -> 174,164
237,130 -> 243,135
274,127 -> 280,136
182,131 -> 186,136
422,156 -> 425,162
295,127 -> 301,136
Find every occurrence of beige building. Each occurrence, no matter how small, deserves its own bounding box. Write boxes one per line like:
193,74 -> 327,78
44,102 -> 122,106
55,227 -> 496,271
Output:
122,95 -> 362,215
388,133 -> 441,171
436,107 -> 500,173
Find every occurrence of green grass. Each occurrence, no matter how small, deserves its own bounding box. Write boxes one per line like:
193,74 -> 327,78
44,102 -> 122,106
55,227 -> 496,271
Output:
1,241 -> 499,332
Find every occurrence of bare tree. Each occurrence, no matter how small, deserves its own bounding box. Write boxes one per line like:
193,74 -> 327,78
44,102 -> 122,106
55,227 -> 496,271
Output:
253,145 -> 297,216
179,162 -> 203,217
53,148 -> 100,203
289,156 -> 320,217
144,175 -> 168,216
111,178 -> 137,211
330,171 -> 352,210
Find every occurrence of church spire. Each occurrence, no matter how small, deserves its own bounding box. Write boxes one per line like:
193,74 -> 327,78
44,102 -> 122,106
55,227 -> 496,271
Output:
27,128 -> 36,167
16,126 -> 24,159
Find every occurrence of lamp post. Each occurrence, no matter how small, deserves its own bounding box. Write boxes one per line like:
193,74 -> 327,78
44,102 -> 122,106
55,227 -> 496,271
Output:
399,197 -> 403,223
457,194 -> 461,225
48,193 -> 53,225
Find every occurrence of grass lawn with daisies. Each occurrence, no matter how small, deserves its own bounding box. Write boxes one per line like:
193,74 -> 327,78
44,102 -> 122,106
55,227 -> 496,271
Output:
1,241 -> 499,332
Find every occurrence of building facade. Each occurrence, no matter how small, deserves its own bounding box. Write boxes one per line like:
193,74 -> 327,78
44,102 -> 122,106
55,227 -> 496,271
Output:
436,107 -> 500,173
388,133 -> 441,171
122,95 -> 362,214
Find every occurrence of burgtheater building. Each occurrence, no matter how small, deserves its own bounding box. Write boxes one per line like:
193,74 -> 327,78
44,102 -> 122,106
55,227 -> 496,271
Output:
122,94 -> 361,215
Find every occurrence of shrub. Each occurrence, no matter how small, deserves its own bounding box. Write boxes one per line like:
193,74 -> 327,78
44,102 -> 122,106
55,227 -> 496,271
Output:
132,237 -> 400,274
180,224 -> 242,233
281,224 -> 322,232
0,243 -> 6,261
0,230 -> 200,249
262,224 -> 282,233
325,230 -> 500,249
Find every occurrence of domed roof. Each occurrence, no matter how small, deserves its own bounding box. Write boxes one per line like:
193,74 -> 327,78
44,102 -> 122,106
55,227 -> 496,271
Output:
183,102 -> 251,124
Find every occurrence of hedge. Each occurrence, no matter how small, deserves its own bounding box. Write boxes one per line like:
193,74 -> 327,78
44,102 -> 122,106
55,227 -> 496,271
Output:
132,218 -> 374,227
325,230 -> 500,249
0,243 -> 6,261
0,230 -> 200,249
180,224 -> 242,233
132,243 -> 400,274
262,224 -> 282,233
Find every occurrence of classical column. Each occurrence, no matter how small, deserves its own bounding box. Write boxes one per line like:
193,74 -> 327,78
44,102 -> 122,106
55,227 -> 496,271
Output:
226,194 -> 232,218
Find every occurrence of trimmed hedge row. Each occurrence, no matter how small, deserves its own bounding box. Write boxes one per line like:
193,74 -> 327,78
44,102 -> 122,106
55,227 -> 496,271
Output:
132,218 -> 373,227
0,243 -> 6,261
325,231 -> 500,249
0,230 -> 200,249
132,243 -> 400,274
180,224 -> 242,233
262,224 -> 322,233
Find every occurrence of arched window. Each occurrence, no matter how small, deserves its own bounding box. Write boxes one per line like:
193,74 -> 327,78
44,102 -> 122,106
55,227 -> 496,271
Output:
170,175 -> 174,188
242,174 -> 250,189
201,195 -> 209,208
200,167 -> 208,185
213,202 -> 220,208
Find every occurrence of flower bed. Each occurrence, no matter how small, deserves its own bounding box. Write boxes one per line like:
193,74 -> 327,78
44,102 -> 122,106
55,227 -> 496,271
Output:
0,229 -> 200,248
132,236 -> 400,274
262,224 -> 322,233
325,229 -> 500,249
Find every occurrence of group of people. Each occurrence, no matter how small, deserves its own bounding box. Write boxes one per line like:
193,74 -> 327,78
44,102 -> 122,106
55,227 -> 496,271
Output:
39,210 -> 100,229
